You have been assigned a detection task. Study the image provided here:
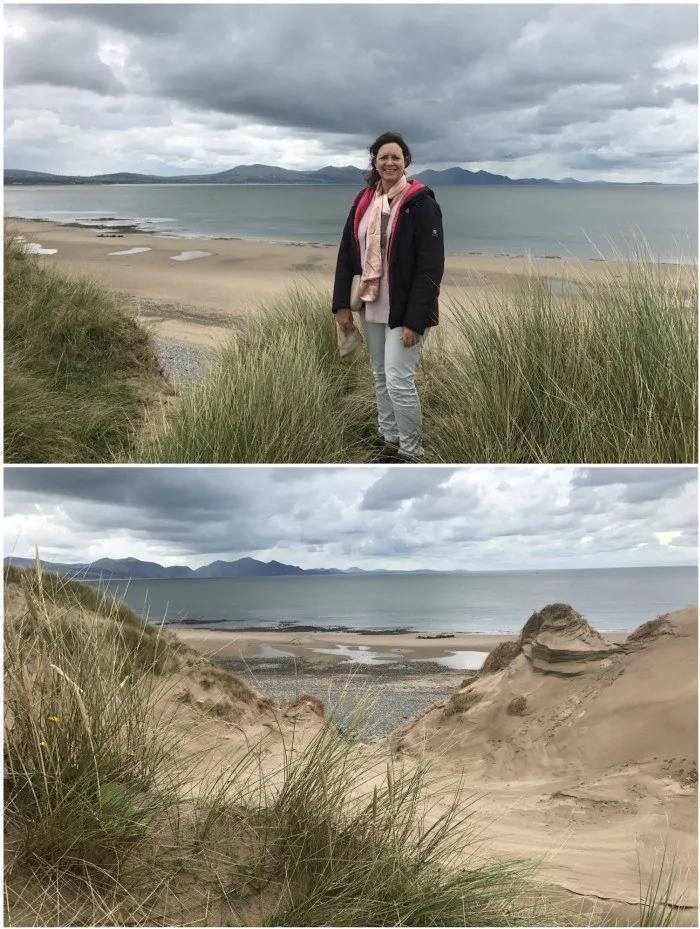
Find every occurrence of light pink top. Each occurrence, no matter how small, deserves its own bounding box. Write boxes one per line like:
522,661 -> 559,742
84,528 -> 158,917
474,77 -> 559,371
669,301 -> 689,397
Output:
358,196 -> 402,325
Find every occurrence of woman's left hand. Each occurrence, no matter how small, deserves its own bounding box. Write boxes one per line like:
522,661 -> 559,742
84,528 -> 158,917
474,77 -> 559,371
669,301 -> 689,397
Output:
401,327 -> 420,348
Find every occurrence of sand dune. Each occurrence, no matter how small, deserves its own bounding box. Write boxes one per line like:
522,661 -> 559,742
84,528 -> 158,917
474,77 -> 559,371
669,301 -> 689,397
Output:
169,604 -> 698,920
392,604 -> 698,922
6,573 -> 696,924
150,630 -> 328,799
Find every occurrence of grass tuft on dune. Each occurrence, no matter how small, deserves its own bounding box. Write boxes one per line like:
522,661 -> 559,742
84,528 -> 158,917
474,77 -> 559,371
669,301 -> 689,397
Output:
135,283 -> 378,463
427,248 -> 697,463
3,229 -> 170,464
3,562 -> 171,673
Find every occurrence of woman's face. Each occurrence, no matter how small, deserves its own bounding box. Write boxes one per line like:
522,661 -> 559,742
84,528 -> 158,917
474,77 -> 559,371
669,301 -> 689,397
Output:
375,142 -> 406,187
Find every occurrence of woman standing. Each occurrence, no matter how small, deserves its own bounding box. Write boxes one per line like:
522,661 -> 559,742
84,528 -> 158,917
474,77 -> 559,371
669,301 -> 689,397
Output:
333,131 -> 444,462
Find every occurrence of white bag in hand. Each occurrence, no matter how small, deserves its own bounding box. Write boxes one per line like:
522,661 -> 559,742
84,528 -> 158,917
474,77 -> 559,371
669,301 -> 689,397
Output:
336,315 -> 363,357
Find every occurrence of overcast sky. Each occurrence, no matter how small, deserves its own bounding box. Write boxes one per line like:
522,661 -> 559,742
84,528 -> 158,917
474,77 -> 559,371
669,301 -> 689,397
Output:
3,466 -> 697,572
4,4 -> 697,183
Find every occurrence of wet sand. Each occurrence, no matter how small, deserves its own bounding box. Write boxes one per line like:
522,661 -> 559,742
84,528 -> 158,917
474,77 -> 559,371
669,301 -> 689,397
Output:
173,627 -> 629,665
173,627 -> 519,662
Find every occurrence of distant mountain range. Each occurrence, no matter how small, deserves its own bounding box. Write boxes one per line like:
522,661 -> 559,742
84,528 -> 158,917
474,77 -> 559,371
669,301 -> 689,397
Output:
4,555 -> 439,581
3,164 -> 678,187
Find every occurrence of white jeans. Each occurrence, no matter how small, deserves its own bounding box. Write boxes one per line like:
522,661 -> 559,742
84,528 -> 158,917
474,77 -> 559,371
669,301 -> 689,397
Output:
360,316 -> 426,458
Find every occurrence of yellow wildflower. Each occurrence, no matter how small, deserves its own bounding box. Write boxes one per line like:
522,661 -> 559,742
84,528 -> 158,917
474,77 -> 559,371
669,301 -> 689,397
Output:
127,750 -> 136,758
47,715 -> 61,724
39,741 -> 47,748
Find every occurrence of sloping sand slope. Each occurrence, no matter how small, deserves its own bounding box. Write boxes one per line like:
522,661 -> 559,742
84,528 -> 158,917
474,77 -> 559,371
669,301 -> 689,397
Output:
150,630 -> 327,798
392,605 -> 698,921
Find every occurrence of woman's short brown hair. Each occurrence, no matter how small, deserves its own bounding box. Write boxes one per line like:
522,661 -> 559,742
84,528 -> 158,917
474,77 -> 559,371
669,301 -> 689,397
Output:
365,131 -> 413,187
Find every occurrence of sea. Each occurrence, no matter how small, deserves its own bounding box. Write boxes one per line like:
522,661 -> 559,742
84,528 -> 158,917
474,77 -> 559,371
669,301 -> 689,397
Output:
5,183 -> 697,262
99,565 -> 697,635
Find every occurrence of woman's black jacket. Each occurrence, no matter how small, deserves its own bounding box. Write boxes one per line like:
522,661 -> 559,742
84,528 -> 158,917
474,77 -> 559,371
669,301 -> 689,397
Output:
332,180 -> 444,334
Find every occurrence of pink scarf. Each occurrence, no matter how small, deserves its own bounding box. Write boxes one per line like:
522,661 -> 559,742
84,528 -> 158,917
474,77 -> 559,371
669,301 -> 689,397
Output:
358,174 -> 409,302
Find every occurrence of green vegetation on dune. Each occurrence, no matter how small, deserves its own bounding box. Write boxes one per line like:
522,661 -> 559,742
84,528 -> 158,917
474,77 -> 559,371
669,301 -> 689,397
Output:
259,728 -> 541,928
423,255 -> 697,463
4,563 -> 144,627
4,563 -> 171,673
3,231 -> 169,463
4,567 -> 178,923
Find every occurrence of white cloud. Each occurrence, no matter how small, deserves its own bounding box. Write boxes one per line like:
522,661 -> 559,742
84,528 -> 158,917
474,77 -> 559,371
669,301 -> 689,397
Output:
655,530 -> 684,546
4,22 -> 27,39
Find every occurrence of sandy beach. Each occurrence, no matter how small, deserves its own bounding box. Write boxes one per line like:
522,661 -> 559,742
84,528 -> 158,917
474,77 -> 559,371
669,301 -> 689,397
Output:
8,217 -> 685,347
174,628 -> 517,660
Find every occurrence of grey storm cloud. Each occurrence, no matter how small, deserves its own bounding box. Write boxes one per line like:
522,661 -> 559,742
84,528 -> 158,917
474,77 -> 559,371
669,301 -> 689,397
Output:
38,4 -> 197,36
3,4 -> 697,181
360,469 -> 456,512
4,467 -> 245,519
571,467 -> 696,503
3,467 -> 697,572
4,15 -> 126,96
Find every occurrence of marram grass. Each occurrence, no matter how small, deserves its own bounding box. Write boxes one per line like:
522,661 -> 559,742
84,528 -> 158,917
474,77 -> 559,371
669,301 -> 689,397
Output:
3,230 -> 169,464
136,256 -> 697,464
425,252 -> 697,463
4,225 -> 696,464
134,282 -> 378,463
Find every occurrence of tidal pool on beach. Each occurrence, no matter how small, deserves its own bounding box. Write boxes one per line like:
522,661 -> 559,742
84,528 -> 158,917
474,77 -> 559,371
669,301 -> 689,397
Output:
310,645 -> 410,665
169,250 -> 213,261
415,651 -> 487,670
237,642 -> 490,670
108,247 -> 152,256
23,242 -> 57,255
305,645 -> 487,669
254,643 -> 297,660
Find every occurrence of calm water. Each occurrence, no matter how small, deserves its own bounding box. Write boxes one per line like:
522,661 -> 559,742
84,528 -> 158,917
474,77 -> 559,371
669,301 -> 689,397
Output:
5,183 -> 697,262
101,566 -> 697,635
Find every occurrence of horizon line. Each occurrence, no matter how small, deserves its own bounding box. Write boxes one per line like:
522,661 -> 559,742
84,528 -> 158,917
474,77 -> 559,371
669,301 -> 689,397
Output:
5,557 -> 696,577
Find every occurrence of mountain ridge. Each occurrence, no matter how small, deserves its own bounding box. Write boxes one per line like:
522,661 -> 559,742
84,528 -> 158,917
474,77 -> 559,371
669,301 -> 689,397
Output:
3,555 -> 440,580
4,165 -> 685,187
